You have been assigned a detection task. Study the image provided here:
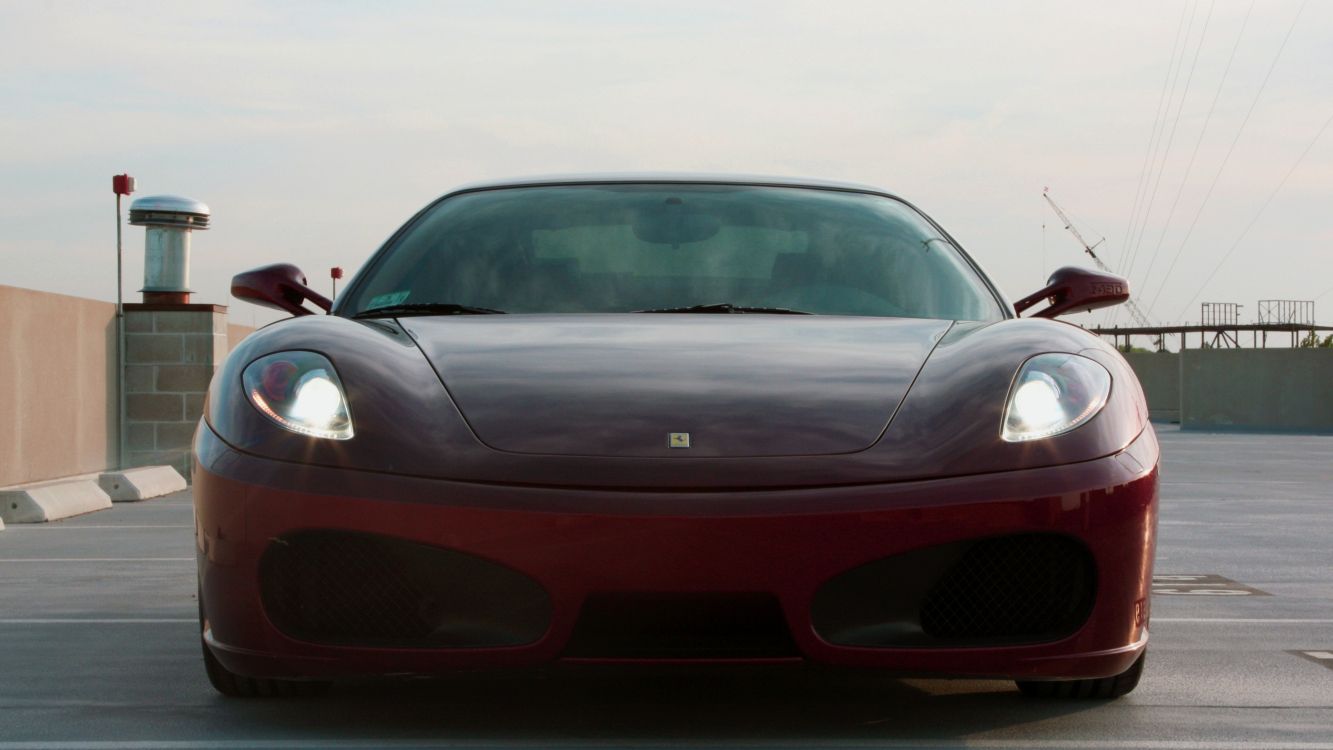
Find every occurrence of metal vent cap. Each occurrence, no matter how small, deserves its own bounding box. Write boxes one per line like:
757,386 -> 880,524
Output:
129,195 -> 210,229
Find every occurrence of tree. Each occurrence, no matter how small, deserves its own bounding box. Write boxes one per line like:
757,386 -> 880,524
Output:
1298,332 -> 1333,348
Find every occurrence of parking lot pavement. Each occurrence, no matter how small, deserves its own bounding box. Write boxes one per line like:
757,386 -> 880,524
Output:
1,426 -> 1331,749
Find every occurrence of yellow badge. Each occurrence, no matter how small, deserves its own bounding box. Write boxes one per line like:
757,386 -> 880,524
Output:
668,432 -> 691,449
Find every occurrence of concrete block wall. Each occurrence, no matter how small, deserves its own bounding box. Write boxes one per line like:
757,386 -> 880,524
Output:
1124,348 -> 1333,433
1180,349 -> 1333,433
123,304 -> 229,478
1122,352 -> 1181,422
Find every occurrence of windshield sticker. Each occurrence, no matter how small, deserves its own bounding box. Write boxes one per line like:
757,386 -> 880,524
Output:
367,291 -> 410,310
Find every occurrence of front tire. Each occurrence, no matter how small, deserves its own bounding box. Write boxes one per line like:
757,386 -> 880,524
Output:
199,586 -> 330,698
1015,651 -> 1145,699
201,638 -> 331,697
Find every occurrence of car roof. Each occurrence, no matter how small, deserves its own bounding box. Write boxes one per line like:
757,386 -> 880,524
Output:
444,173 -> 900,198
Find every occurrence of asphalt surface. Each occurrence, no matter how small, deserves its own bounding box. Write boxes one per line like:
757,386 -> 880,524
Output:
1,425 -> 1331,749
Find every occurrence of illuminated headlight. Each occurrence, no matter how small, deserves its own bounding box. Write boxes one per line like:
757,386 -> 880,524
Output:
242,351 -> 354,440
1002,353 -> 1111,442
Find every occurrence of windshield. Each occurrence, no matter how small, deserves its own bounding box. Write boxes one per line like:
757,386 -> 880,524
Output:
340,184 -> 1004,320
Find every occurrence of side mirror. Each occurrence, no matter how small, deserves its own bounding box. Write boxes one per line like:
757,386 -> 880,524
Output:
1013,266 -> 1129,319
231,263 -> 332,317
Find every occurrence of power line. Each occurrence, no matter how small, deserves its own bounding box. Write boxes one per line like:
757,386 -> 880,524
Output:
1111,2 -> 1199,326
1174,108 -> 1333,322
1118,1 -> 1192,277
1143,0 -> 1255,318
1118,0 -> 1206,320
1158,0 -> 1307,321
1134,0 -> 1222,311
1109,2 -> 1195,327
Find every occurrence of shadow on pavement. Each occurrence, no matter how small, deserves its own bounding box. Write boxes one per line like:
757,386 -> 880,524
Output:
211,666 -> 1103,742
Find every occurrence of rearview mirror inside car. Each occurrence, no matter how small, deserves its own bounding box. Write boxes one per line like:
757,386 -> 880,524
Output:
632,197 -> 722,247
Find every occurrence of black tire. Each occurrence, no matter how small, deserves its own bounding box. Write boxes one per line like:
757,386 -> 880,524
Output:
199,587 -> 331,698
201,639 -> 331,697
1015,651 -> 1145,699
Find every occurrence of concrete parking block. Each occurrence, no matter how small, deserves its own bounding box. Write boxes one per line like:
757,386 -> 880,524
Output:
0,479 -> 112,523
98,466 -> 187,502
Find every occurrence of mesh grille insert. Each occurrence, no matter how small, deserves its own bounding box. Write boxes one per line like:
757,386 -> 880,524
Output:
918,534 -> 1094,641
259,530 -> 550,648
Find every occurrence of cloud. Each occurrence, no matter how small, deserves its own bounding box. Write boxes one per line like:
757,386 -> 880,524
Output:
1,0 -> 1329,327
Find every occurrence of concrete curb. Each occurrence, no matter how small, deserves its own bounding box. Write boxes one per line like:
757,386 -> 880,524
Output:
98,466 -> 187,502
0,479 -> 112,524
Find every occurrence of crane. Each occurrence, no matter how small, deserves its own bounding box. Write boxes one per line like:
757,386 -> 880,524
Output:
1041,189 -> 1154,329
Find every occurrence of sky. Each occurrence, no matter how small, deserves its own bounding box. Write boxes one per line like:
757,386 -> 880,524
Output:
2,0 -> 1330,330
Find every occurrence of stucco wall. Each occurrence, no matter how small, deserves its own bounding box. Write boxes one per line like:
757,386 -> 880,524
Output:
0,285 -> 117,487
1123,352 -> 1181,423
1,287 -> 261,488
228,323 -> 255,350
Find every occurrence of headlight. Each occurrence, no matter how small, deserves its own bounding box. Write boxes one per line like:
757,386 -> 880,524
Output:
242,351 -> 354,440
1002,353 -> 1111,442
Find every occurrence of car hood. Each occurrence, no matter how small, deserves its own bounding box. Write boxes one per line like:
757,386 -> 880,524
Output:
401,315 -> 952,458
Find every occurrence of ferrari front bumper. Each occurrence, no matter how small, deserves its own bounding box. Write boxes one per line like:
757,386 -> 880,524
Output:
194,423 -> 1157,682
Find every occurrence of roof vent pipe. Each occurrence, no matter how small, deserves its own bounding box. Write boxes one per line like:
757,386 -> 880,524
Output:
128,195 -> 210,304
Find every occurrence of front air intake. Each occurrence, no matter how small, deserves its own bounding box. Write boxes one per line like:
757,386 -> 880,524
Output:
918,534 -> 1095,641
259,530 -> 550,648
812,533 -> 1096,648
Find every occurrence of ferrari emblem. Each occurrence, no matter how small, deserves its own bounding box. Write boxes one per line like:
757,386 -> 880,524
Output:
668,432 -> 691,449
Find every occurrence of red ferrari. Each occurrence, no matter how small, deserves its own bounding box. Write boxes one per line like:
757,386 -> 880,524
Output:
197,175 -> 1157,699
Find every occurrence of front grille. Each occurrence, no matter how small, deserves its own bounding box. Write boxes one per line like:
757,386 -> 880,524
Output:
259,530 -> 550,648
919,534 -> 1095,641
565,592 -> 799,659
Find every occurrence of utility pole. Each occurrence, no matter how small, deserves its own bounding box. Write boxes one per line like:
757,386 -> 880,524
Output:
112,174 -> 136,468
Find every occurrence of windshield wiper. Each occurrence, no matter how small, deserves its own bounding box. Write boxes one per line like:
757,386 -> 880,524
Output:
352,303 -> 506,318
633,303 -> 812,315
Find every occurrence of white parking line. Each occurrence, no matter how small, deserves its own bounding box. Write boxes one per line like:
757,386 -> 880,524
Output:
0,558 -> 193,562
1161,480 -> 1307,485
2,525 -> 193,530
0,618 -> 194,624
1154,618 -> 1333,624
